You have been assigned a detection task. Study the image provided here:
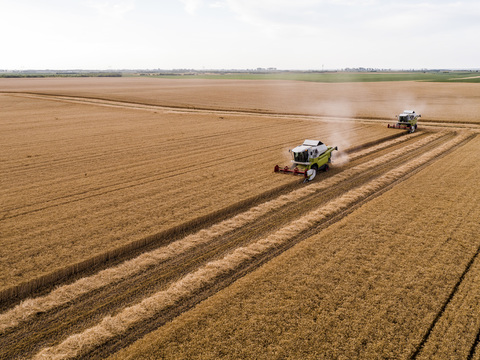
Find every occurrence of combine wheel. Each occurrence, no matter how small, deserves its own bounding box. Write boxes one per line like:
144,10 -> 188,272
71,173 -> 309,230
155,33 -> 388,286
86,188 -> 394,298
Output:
305,164 -> 318,182
305,169 -> 316,182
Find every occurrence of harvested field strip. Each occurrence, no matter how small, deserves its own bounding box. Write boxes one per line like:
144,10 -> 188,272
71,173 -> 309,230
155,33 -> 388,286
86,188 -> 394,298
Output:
5,92 -> 308,118
0,178 -> 301,306
347,131 -> 422,161
30,132 -> 473,359
2,79 -> 480,123
12,91 -> 480,138
0,132 -> 443,330
6,90 -> 480,125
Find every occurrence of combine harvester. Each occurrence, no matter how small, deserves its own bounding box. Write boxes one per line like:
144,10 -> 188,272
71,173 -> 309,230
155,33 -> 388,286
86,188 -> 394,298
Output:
274,139 -> 338,182
388,110 -> 421,133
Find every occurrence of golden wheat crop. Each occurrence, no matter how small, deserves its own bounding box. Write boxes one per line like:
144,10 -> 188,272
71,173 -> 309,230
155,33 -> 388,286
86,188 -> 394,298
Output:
34,132 -> 472,359
109,133 -> 479,360
2,78 -> 479,359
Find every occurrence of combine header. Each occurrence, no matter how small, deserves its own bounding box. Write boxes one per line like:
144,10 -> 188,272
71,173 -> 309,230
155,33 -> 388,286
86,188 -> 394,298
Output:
274,139 -> 338,182
388,110 -> 421,133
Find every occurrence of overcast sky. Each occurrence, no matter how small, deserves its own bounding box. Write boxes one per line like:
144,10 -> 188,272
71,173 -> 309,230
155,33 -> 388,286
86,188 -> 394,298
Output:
1,0 -> 479,70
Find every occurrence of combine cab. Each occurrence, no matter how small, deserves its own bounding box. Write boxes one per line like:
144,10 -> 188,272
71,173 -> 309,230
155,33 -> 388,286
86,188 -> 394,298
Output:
274,139 -> 338,182
388,110 -> 421,133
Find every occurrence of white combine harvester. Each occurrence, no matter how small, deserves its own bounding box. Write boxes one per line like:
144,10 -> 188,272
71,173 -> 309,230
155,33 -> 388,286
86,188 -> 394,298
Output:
388,110 -> 421,133
274,139 -> 338,182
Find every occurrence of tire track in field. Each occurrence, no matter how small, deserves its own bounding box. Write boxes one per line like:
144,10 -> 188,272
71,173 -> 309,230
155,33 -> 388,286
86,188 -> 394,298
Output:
412,240 -> 480,360
0,131 -> 470,359
28,131 -> 474,360
408,160 -> 480,360
2,92 -> 334,122
470,314 -> 480,359
0,131 -> 439,334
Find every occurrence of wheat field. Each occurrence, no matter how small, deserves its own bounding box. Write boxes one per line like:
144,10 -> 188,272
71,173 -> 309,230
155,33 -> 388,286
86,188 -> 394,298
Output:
1,78 -> 479,359
110,134 -> 480,360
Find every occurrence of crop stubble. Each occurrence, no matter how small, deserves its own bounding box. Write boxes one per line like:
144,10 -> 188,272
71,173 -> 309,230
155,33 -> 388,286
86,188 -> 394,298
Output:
1,130 -> 435,359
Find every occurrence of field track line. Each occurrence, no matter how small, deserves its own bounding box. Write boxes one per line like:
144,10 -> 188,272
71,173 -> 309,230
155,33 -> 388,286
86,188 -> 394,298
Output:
32,131 -> 474,360
0,131 -> 445,333
5,92 -> 480,130
410,242 -> 480,359
410,217 -> 480,358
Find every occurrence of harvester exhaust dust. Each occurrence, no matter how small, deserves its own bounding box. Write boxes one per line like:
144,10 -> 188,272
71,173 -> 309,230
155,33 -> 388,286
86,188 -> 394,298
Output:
274,139 -> 338,182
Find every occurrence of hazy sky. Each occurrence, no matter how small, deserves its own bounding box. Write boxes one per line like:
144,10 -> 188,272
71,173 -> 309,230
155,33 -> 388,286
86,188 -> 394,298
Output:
2,0 -> 479,70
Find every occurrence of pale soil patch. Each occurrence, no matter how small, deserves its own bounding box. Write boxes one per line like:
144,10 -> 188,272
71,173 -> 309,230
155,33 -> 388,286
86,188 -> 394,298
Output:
449,75 -> 480,80
110,134 -> 480,359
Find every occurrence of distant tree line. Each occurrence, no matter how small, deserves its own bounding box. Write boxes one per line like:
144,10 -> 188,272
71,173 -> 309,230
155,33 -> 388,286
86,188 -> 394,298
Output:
0,72 -> 122,78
